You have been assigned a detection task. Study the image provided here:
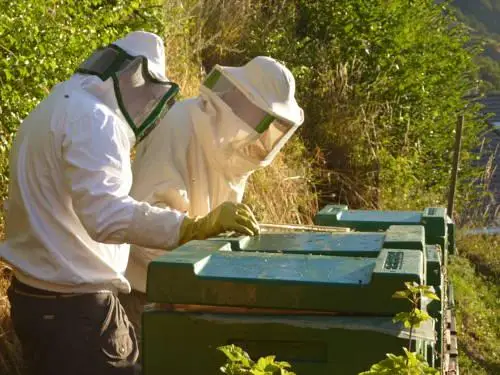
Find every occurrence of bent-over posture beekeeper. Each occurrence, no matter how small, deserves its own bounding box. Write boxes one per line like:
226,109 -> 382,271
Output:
0,31 -> 259,375
120,55 -> 305,341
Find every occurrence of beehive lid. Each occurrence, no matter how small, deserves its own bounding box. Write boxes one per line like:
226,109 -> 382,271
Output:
208,225 -> 424,255
147,235 -> 424,314
314,205 -> 447,237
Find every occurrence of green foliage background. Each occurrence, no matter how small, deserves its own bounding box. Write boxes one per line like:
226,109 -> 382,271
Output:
0,0 -> 165,204
0,0 -> 488,218
196,0 -> 486,212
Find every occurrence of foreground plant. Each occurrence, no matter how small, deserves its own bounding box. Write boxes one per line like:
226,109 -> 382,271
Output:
359,348 -> 439,375
218,344 -> 296,375
359,282 -> 440,375
216,282 -> 440,374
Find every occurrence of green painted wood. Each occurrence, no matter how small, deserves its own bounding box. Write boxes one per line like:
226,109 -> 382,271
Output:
313,205 -> 455,261
383,225 -> 425,251
146,239 -> 424,314
447,216 -> 456,254
143,228 -> 440,374
209,232 -> 386,257
208,226 -> 424,257
425,244 -> 443,322
142,312 -> 433,375
314,205 -> 448,238
425,245 -> 441,287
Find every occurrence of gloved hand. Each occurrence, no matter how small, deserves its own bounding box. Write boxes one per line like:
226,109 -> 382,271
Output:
178,201 -> 260,244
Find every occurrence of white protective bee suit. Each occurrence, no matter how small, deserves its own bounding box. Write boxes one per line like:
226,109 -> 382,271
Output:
125,56 -> 305,294
0,31 -> 186,295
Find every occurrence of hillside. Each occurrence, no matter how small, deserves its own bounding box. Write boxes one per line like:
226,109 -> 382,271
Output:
449,234 -> 500,374
452,0 -> 500,38
452,0 -> 500,91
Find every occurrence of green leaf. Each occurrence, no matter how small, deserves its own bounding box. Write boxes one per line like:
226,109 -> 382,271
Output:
218,345 -> 295,375
411,309 -> 431,328
423,291 -> 440,301
218,345 -> 254,367
393,311 -> 411,325
392,290 -> 410,299
359,348 -> 438,374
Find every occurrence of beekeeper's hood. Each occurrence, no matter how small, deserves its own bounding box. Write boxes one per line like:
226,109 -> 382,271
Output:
193,56 -> 304,174
75,31 -> 179,144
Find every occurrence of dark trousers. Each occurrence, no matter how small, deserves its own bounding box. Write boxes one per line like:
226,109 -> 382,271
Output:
119,290 -> 148,345
8,278 -> 140,375
119,289 -> 148,363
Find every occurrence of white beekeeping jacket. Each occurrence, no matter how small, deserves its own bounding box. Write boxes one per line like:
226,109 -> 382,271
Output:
0,32 -> 186,294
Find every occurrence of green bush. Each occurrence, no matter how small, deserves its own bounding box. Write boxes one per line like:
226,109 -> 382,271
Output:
449,235 -> 500,374
0,0 -> 165,204
0,0 -> 490,217
196,0 -> 487,212
218,345 -> 296,375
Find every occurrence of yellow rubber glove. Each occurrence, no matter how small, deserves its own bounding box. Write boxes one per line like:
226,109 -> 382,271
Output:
178,201 -> 260,245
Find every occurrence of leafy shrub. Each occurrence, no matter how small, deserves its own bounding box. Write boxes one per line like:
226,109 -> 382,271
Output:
0,0 -> 165,204
359,282 -> 440,375
195,0 -> 487,213
449,244 -> 500,374
218,345 -> 296,375
359,348 -> 438,375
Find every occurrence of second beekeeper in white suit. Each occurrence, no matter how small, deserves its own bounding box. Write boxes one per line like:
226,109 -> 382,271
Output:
121,56 -> 305,335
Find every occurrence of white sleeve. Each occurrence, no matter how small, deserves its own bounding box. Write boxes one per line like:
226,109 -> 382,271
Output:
62,106 -> 185,249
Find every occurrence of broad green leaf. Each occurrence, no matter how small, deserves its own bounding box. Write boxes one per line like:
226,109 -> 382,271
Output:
392,290 -> 410,299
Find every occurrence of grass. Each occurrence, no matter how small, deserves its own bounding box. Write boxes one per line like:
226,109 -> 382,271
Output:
243,139 -> 319,225
0,261 -> 22,375
448,233 -> 500,375
1,211 -> 22,375
455,233 -> 499,280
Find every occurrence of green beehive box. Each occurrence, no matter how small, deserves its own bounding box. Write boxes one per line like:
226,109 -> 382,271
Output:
446,216 -> 456,255
146,236 -> 425,315
424,244 -> 443,335
314,205 -> 455,255
314,205 -> 447,237
143,231 -> 438,375
142,311 -> 435,375
425,245 -> 442,288
212,226 -> 432,298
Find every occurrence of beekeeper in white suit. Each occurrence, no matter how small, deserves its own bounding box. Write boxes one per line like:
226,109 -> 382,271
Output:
0,31 -> 259,375
121,56 -> 304,336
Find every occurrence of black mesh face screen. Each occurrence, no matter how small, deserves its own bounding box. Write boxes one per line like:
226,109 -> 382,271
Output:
210,73 -> 268,130
114,57 -> 177,138
78,47 -> 132,79
76,45 -> 179,142
205,69 -> 294,162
